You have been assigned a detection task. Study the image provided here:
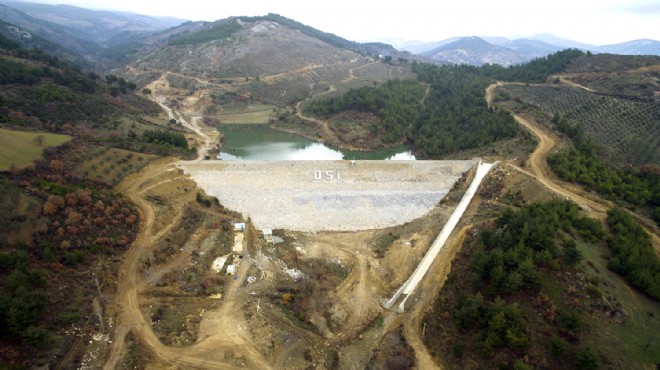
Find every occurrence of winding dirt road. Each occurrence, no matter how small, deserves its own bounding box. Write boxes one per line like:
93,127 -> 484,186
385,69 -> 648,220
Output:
104,158 -> 273,370
486,82 -> 660,250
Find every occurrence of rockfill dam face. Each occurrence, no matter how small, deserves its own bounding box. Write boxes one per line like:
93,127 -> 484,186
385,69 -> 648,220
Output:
178,160 -> 476,232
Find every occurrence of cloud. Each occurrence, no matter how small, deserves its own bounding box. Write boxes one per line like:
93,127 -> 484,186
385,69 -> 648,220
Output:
621,3 -> 660,15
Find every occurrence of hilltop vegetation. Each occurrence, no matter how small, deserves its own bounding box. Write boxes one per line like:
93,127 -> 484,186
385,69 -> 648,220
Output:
167,20 -> 241,46
300,50 -> 586,157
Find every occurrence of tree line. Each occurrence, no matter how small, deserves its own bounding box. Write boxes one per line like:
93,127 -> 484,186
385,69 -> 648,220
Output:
303,79 -> 425,144
548,115 -> 660,223
424,200 -> 604,369
301,49 -> 586,158
606,208 -> 660,300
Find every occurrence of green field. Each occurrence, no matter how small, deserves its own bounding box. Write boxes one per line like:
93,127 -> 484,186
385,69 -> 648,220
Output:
215,104 -> 276,124
0,128 -> 71,170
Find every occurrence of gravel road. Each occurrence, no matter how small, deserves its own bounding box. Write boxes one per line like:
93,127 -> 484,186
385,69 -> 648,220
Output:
178,160 -> 476,232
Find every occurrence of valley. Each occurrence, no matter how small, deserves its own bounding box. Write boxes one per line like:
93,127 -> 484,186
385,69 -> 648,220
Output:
0,4 -> 658,369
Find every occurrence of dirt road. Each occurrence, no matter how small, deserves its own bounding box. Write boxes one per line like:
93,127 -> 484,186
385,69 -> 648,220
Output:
487,83 -> 660,252
295,100 -> 342,146
105,159 -> 273,369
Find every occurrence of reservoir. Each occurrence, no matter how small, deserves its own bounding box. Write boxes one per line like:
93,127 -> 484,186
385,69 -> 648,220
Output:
217,124 -> 415,160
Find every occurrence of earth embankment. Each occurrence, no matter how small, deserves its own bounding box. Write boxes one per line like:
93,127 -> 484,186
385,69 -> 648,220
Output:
178,160 -> 476,231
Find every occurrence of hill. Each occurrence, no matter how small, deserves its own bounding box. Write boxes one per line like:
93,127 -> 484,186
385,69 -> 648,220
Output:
598,39 -> 660,56
0,31 -> 198,367
0,1 -> 185,68
498,53 -> 660,166
116,14 -> 416,146
424,200 -> 660,369
422,36 -> 527,66
300,49 -> 587,157
0,0 -> 183,47
501,84 -> 659,166
0,4 -> 100,62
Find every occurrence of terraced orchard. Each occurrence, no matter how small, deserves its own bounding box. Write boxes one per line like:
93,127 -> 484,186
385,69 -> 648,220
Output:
503,85 -> 660,165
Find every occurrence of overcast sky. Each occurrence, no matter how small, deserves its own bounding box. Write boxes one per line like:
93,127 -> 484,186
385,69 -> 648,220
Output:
28,0 -> 660,45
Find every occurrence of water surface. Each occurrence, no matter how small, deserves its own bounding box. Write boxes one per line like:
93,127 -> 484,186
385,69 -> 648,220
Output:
217,124 -> 415,160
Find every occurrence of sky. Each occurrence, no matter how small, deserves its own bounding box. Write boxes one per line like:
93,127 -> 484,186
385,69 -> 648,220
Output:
28,0 -> 660,45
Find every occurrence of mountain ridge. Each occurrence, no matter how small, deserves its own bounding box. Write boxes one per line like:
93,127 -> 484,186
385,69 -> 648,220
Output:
403,35 -> 660,66
0,0 -> 658,71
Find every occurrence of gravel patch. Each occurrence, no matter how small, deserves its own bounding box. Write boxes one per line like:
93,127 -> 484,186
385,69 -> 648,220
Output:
178,160 -> 476,232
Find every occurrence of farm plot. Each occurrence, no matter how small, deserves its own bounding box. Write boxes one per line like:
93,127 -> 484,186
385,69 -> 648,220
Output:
0,128 -> 71,170
503,85 -> 659,165
214,104 -> 277,124
74,146 -> 158,185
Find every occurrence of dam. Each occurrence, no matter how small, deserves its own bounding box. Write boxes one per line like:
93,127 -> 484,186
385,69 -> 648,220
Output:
178,160 -> 477,232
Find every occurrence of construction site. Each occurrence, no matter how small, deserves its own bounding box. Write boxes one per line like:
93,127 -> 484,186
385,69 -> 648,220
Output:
101,153 -> 518,369
178,160 -> 476,231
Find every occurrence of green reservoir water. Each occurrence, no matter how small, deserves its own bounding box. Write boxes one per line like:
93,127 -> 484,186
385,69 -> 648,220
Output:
217,125 -> 415,160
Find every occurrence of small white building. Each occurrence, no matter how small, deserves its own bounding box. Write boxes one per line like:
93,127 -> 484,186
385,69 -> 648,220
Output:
211,255 -> 229,273
234,222 -> 246,231
262,228 -> 274,244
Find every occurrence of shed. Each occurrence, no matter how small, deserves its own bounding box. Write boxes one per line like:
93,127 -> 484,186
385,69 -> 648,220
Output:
262,228 -> 274,244
211,255 -> 229,273
234,222 -> 246,231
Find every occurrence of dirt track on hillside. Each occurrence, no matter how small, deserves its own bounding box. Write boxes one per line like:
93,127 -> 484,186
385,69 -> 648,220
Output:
103,74 -> 659,369
105,158 -> 274,369
487,83 -> 660,252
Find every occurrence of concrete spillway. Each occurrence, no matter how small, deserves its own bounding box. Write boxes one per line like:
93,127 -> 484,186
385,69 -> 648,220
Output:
383,161 -> 495,312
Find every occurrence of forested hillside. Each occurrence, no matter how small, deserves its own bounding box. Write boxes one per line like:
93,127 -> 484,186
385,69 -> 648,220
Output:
303,79 -> 426,145
300,49 -> 586,158
0,33 -> 188,367
547,117 -> 660,223
424,200 -> 660,369
0,33 -> 193,158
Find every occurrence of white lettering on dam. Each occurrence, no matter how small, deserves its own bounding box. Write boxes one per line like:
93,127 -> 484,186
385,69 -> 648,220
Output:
314,170 -> 341,180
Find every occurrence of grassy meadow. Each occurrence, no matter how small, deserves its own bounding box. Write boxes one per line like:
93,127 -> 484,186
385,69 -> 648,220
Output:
0,128 -> 71,170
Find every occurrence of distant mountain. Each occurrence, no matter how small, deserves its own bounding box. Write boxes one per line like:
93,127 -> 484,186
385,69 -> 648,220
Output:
0,0 -> 185,47
597,39 -> 660,56
529,33 -> 596,50
0,18 -> 88,64
0,4 -> 100,58
508,39 -> 564,59
422,36 -> 525,66
407,34 -> 660,66
394,37 -> 462,55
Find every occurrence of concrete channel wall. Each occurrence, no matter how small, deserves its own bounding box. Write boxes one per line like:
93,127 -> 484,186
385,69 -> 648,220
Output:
382,161 -> 495,312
